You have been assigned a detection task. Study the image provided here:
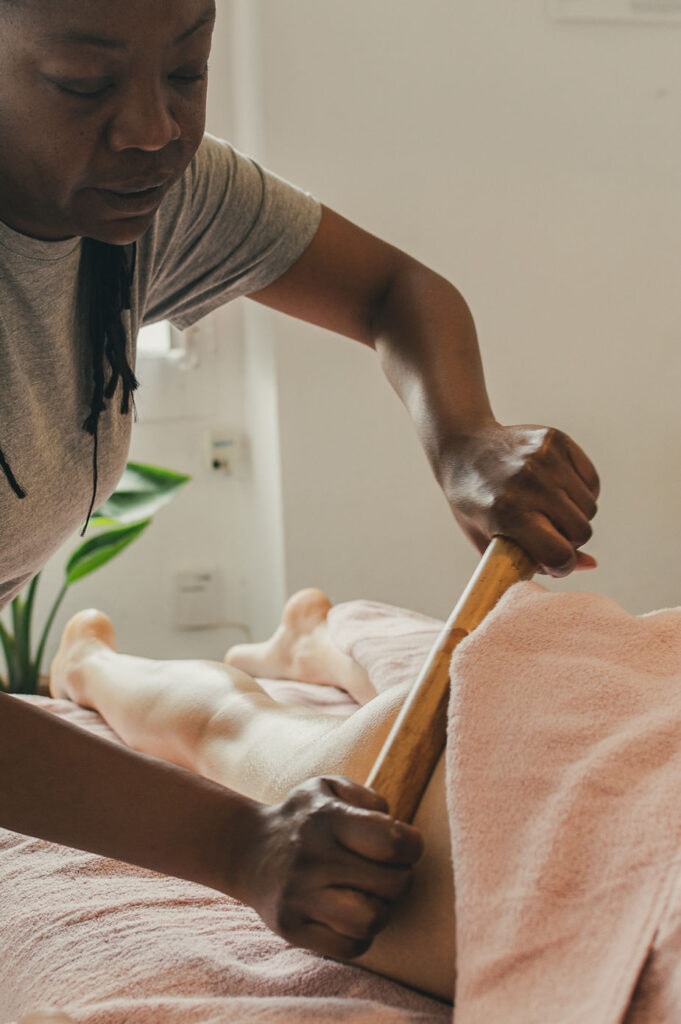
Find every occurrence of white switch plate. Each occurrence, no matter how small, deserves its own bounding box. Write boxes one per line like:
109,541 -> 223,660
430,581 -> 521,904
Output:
548,0 -> 681,23
174,570 -> 223,629
205,429 -> 249,478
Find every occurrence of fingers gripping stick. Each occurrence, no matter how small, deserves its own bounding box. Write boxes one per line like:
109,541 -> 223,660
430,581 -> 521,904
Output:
365,536 -> 536,823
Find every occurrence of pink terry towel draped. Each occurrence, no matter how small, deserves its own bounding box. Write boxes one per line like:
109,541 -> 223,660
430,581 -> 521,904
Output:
331,582 -> 681,1021
434,581 -> 681,1024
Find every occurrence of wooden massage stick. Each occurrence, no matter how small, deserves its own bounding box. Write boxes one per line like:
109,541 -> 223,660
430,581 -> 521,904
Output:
365,535 -> 536,823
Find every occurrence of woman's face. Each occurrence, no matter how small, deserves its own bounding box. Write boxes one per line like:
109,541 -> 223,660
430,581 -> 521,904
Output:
0,0 -> 214,243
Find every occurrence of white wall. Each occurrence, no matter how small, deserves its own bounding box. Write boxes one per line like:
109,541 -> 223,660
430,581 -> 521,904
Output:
252,0 -> 681,616
27,2 -> 681,676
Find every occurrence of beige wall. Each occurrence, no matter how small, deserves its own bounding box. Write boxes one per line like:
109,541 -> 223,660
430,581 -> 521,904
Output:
252,1 -> 681,616
31,2 -> 681,668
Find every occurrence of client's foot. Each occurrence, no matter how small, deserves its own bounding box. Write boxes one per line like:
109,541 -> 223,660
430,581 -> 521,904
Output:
50,609 -> 116,703
225,588 -> 376,704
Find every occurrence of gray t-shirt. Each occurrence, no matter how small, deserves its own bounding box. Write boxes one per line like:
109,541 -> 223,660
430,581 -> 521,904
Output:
0,134 -> 321,608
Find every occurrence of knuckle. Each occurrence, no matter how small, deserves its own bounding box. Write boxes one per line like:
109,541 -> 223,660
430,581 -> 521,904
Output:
544,552 -> 575,577
492,491 -> 525,525
294,811 -> 326,853
272,890 -> 303,939
389,826 -> 421,862
573,520 -> 593,546
534,534 -> 573,572
517,460 -> 543,490
349,892 -> 388,934
540,425 -> 563,452
282,785 -> 312,816
342,935 -> 373,959
358,786 -> 388,814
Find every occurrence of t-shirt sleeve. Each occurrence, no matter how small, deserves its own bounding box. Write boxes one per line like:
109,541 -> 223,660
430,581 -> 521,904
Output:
135,134 -> 322,331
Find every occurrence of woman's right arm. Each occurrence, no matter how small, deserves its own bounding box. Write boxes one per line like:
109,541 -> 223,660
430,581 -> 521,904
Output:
0,693 -> 421,958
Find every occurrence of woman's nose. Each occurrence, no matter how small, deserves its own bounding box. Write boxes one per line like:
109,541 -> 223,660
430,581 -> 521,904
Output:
107,82 -> 181,152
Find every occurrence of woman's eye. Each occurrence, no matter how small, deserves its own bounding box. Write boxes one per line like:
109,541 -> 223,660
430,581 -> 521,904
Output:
47,77 -> 113,99
171,65 -> 208,85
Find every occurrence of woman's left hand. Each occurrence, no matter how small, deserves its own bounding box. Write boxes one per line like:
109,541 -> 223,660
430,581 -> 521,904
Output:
235,776 -> 423,960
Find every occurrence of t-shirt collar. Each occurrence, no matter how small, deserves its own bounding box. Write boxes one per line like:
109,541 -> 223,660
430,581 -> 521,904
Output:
0,217 -> 81,261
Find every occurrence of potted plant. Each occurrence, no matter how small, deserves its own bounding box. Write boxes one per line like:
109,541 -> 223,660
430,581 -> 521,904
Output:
0,461 -> 190,695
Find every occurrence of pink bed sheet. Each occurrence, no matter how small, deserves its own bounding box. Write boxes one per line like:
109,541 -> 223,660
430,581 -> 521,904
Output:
0,603 -> 449,1024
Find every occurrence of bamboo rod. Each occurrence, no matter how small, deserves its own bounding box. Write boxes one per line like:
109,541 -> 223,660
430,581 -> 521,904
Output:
365,536 -> 535,822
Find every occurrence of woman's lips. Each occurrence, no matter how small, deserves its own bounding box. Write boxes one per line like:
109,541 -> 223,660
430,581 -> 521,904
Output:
94,183 -> 167,216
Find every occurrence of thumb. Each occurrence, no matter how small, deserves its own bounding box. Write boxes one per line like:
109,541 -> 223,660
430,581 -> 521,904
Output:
321,775 -> 390,814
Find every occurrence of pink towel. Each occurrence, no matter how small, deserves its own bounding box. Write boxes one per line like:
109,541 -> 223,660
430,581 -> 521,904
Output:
440,582 -> 681,1024
328,600 -> 443,697
330,587 -> 681,1021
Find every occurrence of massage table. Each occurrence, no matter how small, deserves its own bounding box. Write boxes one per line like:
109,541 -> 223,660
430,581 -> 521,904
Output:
3,538 -> 681,1022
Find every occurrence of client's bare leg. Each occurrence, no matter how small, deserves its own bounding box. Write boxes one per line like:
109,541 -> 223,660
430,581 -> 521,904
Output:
50,610 -> 348,801
50,606 -> 454,1002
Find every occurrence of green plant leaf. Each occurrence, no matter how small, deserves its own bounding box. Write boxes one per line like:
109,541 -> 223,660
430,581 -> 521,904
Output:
9,580 -> 36,691
32,582 -> 68,691
87,516 -> 121,529
0,618 -> 15,692
65,520 -> 151,584
92,462 -> 190,524
2,458 -> 190,694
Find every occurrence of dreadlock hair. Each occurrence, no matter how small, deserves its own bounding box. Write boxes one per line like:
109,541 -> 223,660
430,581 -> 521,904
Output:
0,239 -> 139,531
0,5 -> 140,524
0,0 -> 26,499
78,238 -> 139,532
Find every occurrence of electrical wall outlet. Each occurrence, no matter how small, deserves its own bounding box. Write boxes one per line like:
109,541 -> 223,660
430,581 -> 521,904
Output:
205,429 -> 249,477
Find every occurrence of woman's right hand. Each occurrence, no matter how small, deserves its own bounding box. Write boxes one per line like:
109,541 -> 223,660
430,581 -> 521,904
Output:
235,776 -> 423,959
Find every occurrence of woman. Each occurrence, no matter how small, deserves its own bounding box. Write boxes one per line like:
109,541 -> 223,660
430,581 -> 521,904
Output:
0,0 -> 598,959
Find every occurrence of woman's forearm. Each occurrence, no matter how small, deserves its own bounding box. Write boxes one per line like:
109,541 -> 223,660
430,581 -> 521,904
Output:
0,692 -> 252,895
369,258 -> 495,469
252,205 -> 495,471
